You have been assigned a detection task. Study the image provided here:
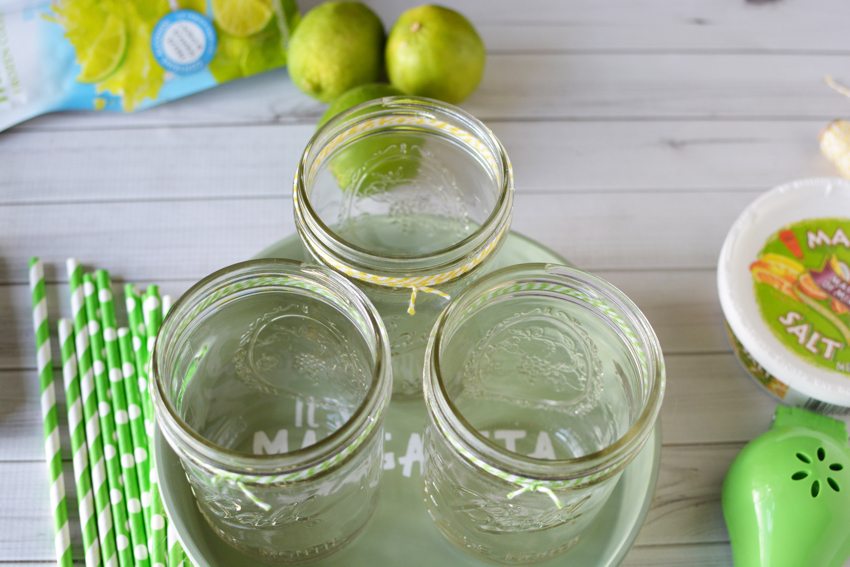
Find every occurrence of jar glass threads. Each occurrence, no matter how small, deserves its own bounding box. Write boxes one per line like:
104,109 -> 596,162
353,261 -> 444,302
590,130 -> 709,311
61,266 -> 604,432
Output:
422,264 -> 665,564
152,260 -> 392,563
294,96 -> 514,396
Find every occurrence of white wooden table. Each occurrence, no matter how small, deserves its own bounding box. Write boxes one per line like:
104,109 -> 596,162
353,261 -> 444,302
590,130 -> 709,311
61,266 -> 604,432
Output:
3,1 -> 850,564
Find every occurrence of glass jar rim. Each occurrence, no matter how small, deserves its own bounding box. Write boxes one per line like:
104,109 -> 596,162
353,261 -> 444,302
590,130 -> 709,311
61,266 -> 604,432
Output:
152,259 -> 392,477
424,263 -> 666,482
294,96 -> 514,277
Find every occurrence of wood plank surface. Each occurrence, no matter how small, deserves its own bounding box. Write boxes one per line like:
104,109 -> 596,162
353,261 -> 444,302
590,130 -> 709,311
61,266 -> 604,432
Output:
0,190 -> 755,286
0,120 -> 832,204
624,543 -> 732,567
4,0 -> 850,564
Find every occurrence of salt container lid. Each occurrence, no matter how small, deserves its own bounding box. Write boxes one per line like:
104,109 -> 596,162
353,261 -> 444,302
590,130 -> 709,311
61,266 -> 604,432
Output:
718,178 -> 850,406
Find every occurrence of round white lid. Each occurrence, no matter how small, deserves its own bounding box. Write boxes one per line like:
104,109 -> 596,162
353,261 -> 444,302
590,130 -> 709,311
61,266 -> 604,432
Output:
718,178 -> 850,406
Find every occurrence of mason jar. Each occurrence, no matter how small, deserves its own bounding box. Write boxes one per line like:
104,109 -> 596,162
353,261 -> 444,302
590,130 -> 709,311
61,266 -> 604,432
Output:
152,260 -> 392,563
422,264 -> 665,564
294,96 -> 514,396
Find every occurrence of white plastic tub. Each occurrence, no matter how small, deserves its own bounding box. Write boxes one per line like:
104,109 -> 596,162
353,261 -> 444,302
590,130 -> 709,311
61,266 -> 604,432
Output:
718,178 -> 850,414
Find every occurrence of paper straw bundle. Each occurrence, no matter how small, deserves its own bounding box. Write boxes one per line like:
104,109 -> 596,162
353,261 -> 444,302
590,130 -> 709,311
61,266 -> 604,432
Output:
27,257 -> 191,567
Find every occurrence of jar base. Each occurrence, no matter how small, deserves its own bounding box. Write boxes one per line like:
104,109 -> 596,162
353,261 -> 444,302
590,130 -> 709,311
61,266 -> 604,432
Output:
197,499 -> 377,565
430,520 -> 582,565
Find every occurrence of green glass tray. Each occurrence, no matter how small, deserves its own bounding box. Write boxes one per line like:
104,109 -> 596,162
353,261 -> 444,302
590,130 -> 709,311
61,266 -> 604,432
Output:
156,231 -> 661,566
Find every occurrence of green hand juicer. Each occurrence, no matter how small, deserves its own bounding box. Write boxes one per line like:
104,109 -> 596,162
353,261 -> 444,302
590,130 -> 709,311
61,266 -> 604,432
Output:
723,406 -> 850,567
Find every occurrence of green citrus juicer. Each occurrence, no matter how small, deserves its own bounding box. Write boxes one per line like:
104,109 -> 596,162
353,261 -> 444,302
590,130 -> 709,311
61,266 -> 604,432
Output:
723,406 -> 850,567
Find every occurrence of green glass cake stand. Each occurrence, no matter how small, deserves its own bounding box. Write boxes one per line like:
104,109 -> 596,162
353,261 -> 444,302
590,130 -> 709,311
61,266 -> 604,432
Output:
156,230 -> 661,566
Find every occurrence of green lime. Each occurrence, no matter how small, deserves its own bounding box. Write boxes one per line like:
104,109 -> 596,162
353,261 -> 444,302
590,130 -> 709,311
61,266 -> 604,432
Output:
76,14 -> 127,83
287,2 -> 384,103
319,83 -> 403,126
211,0 -> 273,38
386,5 -> 485,104
319,83 -> 421,194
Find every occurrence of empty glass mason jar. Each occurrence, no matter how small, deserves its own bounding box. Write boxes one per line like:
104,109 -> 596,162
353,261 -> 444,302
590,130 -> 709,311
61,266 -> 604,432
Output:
422,264 -> 665,564
294,96 -> 514,396
152,260 -> 392,563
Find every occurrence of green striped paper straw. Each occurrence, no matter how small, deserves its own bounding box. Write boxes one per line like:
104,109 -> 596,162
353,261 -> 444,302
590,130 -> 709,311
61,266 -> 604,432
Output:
28,258 -> 74,567
116,328 -> 151,527
58,319 -> 101,567
95,271 -> 151,567
67,260 -> 119,567
143,286 -> 168,567
83,273 -> 134,567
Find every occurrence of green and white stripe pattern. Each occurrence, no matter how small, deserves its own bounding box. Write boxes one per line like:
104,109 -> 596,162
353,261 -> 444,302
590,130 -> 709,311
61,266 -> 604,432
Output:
58,318 -> 101,567
83,273 -> 134,567
31,260 -> 197,567
95,271 -> 150,566
29,258 -> 74,567
143,287 -> 168,567
68,260 -> 118,567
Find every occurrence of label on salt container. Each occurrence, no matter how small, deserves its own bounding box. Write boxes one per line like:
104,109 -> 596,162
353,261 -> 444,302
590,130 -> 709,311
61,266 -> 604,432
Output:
751,218 -> 850,375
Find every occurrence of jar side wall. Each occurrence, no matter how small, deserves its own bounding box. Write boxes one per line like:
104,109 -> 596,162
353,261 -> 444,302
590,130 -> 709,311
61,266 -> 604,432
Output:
424,264 -> 666,482
422,416 -> 617,564
294,100 -> 514,399
294,97 -> 515,279
153,260 -> 392,476
183,425 -> 385,562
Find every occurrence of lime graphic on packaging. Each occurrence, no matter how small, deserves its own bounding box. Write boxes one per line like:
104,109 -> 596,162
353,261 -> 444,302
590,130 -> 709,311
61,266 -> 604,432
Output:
0,0 -> 298,129
75,14 -> 127,83
752,218 -> 850,374
211,0 -> 273,37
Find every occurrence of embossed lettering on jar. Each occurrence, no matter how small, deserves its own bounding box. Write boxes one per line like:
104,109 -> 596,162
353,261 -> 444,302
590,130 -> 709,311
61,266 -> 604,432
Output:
423,264 -> 665,564
294,96 -> 514,396
152,260 -> 392,563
